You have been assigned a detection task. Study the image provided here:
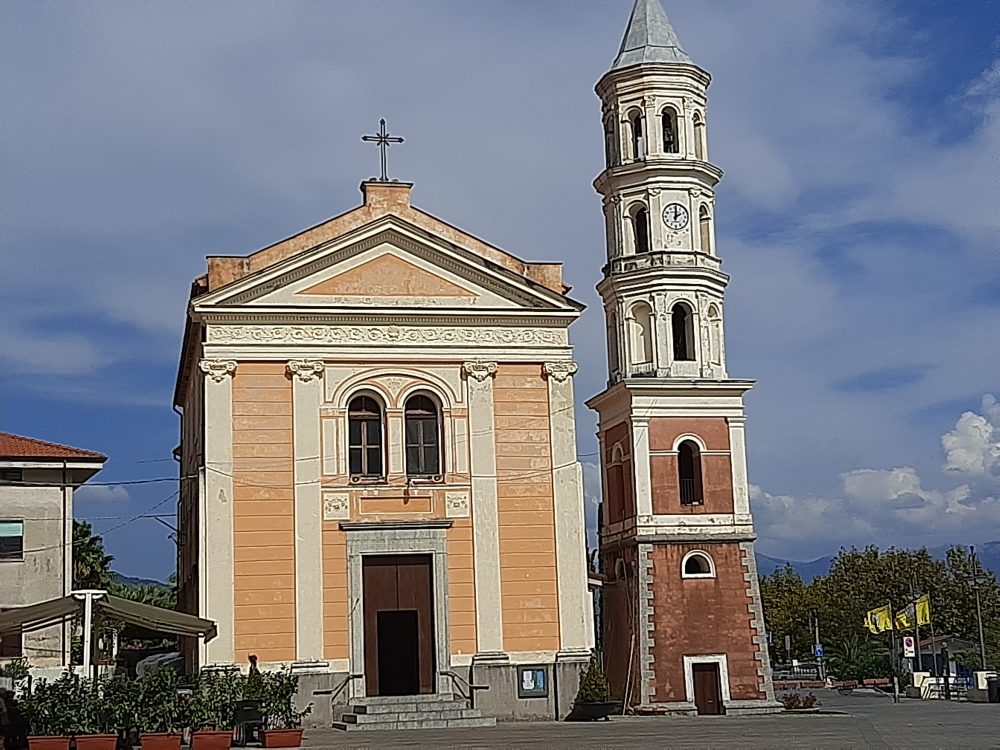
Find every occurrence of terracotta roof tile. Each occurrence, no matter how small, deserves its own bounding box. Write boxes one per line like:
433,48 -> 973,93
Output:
0,432 -> 107,461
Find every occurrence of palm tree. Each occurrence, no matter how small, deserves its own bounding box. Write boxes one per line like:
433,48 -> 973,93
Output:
73,520 -> 114,589
826,635 -> 889,681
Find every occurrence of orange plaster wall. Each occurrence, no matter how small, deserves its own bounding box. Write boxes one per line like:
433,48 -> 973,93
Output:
231,363 -> 296,662
649,417 -> 734,515
322,524 -> 348,660
493,364 -> 560,653
447,517 -> 477,656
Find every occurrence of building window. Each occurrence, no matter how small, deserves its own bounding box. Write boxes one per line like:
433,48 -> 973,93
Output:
629,110 -> 645,159
681,551 -> 716,579
632,207 -> 651,254
404,394 -> 441,478
0,469 -> 23,484
0,611 -> 22,657
693,111 -> 706,160
630,302 -> 654,369
671,303 -> 695,361
604,120 -> 617,167
0,521 -> 23,561
348,395 -> 384,479
677,441 -> 703,505
707,304 -> 722,365
699,204 -> 713,254
662,109 -> 679,153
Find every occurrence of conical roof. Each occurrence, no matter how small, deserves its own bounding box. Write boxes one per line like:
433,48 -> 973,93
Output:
610,0 -> 693,70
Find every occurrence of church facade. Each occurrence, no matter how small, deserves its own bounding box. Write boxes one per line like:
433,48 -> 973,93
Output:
173,179 -> 593,721
587,0 -> 779,715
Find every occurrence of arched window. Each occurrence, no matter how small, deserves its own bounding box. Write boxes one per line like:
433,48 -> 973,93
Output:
681,550 -> 715,578
404,394 -> 441,477
677,440 -> 703,506
348,395 -> 384,479
707,304 -> 722,365
671,303 -> 695,361
699,205 -> 713,254
693,111 -> 706,161
604,120 -> 617,167
661,109 -> 679,154
630,303 -> 654,366
629,110 -> 645,160
607,442 -> 627,524
632,207 -> 650,254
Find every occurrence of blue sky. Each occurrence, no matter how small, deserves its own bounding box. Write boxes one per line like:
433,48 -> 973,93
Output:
2,1 -> 998,580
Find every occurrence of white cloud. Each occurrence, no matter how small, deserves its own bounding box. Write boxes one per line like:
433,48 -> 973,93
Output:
75,484 -> 130,503
942,394 -> 1000,475
581,460 -> 602,549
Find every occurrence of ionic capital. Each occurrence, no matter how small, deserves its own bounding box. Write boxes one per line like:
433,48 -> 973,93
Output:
286,359 -> 325,383
199,359 -> 237,383
543,361 -> 578,383
462,361 -> 498,382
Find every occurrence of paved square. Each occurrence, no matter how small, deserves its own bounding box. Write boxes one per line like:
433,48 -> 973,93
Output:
302,691 -> 1000,749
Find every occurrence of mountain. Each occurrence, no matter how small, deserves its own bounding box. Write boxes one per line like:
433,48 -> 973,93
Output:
757,541 -> 1000,581
113,573 -> 168,588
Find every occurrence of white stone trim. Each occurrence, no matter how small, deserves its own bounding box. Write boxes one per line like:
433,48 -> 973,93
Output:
462,361 -> 504,656
728,417 -> 751,517
202,360 -> 235,665
291,361 -> 325,662
630,417 -> 653,517
683,654 -> 731,704
544,361 -> 593,653
680,549 -> 716,579
206,324 -> 570,348
670,433 -> 708,452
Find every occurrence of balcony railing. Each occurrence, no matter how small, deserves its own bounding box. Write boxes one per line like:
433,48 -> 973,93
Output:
629,362 -> 657,378
604,250 -> 722,277
680,478 -> 702,506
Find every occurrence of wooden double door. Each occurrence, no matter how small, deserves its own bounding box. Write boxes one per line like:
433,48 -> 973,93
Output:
362,554 -> 435,696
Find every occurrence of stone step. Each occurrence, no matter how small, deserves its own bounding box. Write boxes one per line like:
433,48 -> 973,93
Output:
332,716 -> 497,731
353,692 -> 460,705
343,708 -> 484,723
349,700 -> 469,715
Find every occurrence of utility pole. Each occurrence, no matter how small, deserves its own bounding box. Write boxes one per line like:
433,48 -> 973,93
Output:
968,546 -> 989,670
812,610 -> 825,680
910,574 -> 922,672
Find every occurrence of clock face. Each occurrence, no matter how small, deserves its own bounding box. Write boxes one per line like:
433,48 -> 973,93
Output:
662,203 -> 689,230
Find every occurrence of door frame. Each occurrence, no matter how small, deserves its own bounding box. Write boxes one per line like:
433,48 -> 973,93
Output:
345,521 -> 452,700
683,654 -> 730,710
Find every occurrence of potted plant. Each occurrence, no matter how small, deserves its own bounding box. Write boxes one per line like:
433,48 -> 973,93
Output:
567,656 -> 618,721
21,673 -> 87,750
188,672 -> 239,750
137,667 -> 184,750
99,674 -> 140,748
74,676 -> 119,750
258,671 -> 311,748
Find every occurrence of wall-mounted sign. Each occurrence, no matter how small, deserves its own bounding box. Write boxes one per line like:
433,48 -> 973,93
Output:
517,665 -> 548,699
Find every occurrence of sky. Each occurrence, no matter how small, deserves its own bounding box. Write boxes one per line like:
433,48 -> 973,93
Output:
1,0 -> 998,581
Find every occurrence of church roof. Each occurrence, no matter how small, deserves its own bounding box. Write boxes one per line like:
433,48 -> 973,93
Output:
610,0 -> 693,70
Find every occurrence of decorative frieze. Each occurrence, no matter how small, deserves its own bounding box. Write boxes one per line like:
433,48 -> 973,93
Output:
287,359 -> 325,383
462,361 -> 498,382
322,492 -> 350,521
543,361 -> 578,382
207,325 -> 564,347
198,359 -> 237,382
445,491 -> 470,519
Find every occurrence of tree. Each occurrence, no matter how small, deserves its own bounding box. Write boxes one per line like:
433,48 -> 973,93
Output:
825,635 -> 888,681
758,564 -> 813,661
73,520 -> 114,589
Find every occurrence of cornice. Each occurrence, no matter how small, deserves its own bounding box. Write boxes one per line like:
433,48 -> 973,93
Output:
194,309 -> 578,327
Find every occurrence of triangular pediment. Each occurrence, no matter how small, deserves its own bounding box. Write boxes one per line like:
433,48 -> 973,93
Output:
194,217 -> 580,314
300,254 -> 477,299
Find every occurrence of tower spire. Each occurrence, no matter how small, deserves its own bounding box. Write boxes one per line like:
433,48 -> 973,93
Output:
611,0 -> 692,70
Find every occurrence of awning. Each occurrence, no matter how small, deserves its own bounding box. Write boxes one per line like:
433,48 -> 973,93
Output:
0,592 -> 216,642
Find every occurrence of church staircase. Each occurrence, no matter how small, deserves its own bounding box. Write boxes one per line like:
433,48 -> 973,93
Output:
332,693 -> 497,731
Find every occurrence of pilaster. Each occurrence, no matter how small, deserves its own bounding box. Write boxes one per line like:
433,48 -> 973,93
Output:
199,359 -> 236,666
463,361 -> 505,657
728,416 -> 751,520
288,359 -> 325,663
543,362 -> 593,655
630,416 -> 653,517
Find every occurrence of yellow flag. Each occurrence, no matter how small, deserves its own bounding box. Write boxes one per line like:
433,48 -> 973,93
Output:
916,594 -> 931,626
866,605 -> 893,633
895,604 -> 914,631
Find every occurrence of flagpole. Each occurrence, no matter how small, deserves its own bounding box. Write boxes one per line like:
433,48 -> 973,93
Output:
911,575 -> 922,672
889,600 -> 899,703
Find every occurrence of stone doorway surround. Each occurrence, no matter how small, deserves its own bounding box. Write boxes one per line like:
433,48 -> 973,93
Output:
344,520 -> 452,700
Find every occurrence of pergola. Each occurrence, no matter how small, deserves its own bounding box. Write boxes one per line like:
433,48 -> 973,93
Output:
0,589 -> 216,671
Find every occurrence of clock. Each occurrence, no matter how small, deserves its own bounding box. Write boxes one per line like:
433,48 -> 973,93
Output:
662,203 -> 689,230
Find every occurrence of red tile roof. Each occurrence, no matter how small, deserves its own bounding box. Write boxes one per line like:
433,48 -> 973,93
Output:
0,432 -> 106,461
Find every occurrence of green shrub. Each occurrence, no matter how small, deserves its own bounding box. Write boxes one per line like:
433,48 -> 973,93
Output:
259,671 -> 311,729
574,656 -> 611,704
21,673 -> 88,735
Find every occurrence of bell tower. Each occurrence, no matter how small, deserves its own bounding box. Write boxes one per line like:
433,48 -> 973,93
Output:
587,0 -> 780,715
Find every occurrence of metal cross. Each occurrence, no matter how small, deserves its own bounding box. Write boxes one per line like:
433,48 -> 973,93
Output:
361,118 -> 404,181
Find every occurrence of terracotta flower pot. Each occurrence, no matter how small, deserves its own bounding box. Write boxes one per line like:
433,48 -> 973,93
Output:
28,738 -> 71,750
261,729 -> 304,748
75,735 -> 118,750
139,733 -> 182,750
191,730 -> 233,750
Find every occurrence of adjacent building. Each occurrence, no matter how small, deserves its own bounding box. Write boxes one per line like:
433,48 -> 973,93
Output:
587,0 -> 779,714
0,432 -> 106,667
